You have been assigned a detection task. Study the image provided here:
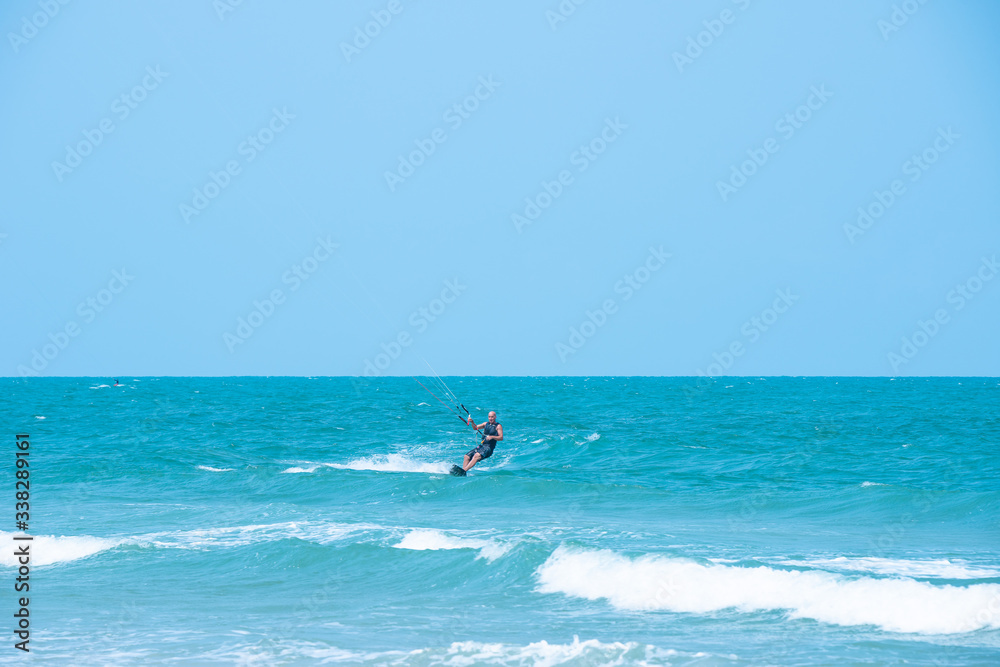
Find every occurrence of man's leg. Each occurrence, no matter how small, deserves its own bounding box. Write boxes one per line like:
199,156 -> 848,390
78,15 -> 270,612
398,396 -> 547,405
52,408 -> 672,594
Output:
464,452 -> 482,471
463,454 -> 471,468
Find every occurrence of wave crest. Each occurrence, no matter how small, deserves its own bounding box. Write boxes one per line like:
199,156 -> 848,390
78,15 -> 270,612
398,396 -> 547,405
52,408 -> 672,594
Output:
393,529 -> 511,562
535,546 -> 1000,634
0,531 -> 122,567
197,636 -> 703,666
776,556 -> 1000,579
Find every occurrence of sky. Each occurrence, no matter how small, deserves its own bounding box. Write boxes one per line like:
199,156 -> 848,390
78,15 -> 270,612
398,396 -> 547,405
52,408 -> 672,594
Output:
2,0 -> 998,377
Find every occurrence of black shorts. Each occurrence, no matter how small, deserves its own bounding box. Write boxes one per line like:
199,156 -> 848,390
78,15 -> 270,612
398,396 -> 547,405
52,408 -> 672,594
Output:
466,442 -> 495,460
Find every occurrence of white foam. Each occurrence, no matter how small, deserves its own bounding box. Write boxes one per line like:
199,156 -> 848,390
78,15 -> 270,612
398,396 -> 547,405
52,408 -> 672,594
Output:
5,522 -> 390,565
137,521 -> 381,550
778,556 -> 1000,579
280,463 -> 327,473
195,636 -> 692,666
535,546 -> 1000,634
861,481 -> 889,487
531,438 -> 544,444
393,528 -> 511,562
0,531 -> 121,567
34,415 -> 45,419
423,636 -> 680,666
330,454 -> 450,474
199,642 -> 361,664
197,465 -> 233,472
584,433 -> 600,442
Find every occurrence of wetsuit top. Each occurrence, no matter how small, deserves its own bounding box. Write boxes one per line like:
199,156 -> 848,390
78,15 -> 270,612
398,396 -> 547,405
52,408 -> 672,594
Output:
482,422 -> 500,447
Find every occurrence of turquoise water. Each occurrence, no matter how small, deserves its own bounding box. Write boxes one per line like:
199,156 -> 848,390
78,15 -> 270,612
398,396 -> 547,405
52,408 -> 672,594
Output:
3,377 -> 999,665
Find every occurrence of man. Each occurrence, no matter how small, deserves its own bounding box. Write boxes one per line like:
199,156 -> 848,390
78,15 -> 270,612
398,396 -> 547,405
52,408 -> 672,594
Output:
463,411 -> 503,472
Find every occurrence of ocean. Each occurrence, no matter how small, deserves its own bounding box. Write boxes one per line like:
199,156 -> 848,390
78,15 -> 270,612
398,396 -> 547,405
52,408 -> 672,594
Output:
2,376 -> 999,665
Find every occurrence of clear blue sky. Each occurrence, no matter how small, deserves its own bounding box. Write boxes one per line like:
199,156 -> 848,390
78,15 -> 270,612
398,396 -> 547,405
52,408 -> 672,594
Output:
2,0 -> 998,376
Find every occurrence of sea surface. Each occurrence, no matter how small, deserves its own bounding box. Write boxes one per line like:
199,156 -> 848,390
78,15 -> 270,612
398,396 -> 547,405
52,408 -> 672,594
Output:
2,376 -> 999,665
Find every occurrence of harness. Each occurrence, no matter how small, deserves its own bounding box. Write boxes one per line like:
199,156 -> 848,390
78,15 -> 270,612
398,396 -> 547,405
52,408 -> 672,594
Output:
482,421 -> 500,446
